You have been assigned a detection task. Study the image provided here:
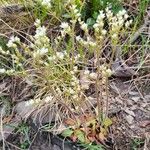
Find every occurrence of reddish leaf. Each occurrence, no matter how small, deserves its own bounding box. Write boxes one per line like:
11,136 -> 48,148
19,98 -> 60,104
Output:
98,132 -> 106,142
70,135 -> 77,142
87,135 -> 96,142
139,120 -> 150,128
64,118 -> 76,126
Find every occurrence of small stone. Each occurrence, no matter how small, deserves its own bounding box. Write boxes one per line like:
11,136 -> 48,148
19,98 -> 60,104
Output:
131,97 -> 140,102
144,95 -> 150,102
52,145 -> 61,150
130,106 -> 137,110
126,115 -> 134,124
15,101 -> 34,119
130,125 -> 135,129
129,91 -> 139,96
0,117 -> 20,141
15,101 -> 55,124
126,100 -> 133,106
124,108 -> 135,117
141,103 -> 147,108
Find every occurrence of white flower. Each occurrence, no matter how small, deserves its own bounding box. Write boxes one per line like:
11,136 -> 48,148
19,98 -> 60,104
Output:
99,22 -> 104,28
44,95 -> 53,103
0,46 -> 2,51
97,11 -> 105,21
72,95 -> 78,99
106,8 -> 113,20
76,35 -> 82,41
84,70 -> 90,75
80,23 -> 88,32
89,72 -> 97,80
34,19 -> 41,27
39,47 -> 48,55
89,41 -> 96,47
41,0 -> 52,8
81,84 -> 89,90
7,36 -> 20,48
60,22 -> 69,29
6,69 -> 15,74
118,9 -> 126,17
118,19 -> 124,26
70,71 -> 75,75
48,55 -> 56,61
73,66 -> 78,72
101,29 -> 107,35
124,14 -> 129,19
129,20 -> 133,24
68,88 -> 75,94
60,22 -> 71,33
99,65 -> 106,71
12,36 -> 20,43
70,4 -> 77,10
34,98 -> 41,104
74,54 -> 80,61
82,40 -> 88,46
0,68 -> 6,73
93,23 -> 99,29
69,4 -> 81,19
71,81 -> 76,86
125,20 -> 132,28
48,56 -> 53,61
35,26 -> 47,37
56,52 -> 64,59
26,99 -> 34,106
76,13 -> 81,18
0,47 -> 9,55
105,69 -> 112,77
112,33 -> 118,39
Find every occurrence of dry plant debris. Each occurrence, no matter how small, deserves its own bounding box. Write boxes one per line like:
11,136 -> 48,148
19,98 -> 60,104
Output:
0,0 -> 150,149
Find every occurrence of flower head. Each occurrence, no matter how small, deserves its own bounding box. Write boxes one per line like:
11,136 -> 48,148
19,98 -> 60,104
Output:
0,68 -> 6,74
7,36 -> 20,48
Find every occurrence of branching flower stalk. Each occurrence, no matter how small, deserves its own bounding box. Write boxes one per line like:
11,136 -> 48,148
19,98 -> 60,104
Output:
106,6 -> 132,66
93,10 -> 106,122
0,2 -> 132,132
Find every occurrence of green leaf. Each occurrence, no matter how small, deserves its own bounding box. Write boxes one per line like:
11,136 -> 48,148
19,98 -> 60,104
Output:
75,130 -> 85,143
80,143 -> 104,150
103,118 -> 112,128
92,11 -> 98,19
61,128 -> 74,137
86,18 -> 95,27
0,37 -> 7,50
62,13 -> 71,19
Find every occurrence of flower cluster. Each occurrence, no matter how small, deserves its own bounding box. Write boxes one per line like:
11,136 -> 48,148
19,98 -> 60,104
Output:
7,36 -> 20,48
0,46 -> 10,55
106,6 -> 132,41
69,4 -> 81,23
69,78 -> 81,100
0,68 -> 6,74
79,20 -> 88,33
37,0 -> 52,9
32,19 -> 50,57
79,69 -> 98,90
60,22 -> 71,37
47,51 -> 66,62
0,68 -> 15,74
76,36 -> 96,47
26,95 -> 53,106
93,11 -> 105,33
99,65 -> 112,84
